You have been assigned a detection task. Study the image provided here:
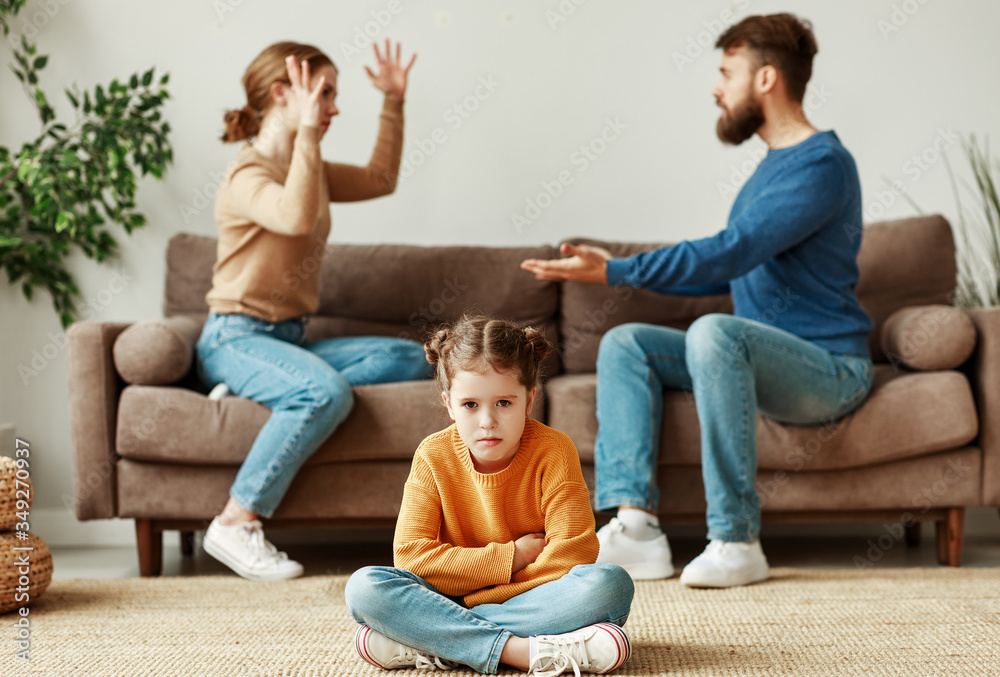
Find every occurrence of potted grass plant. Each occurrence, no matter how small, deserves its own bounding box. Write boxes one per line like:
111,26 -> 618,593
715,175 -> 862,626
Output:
947,135 -> 1000,308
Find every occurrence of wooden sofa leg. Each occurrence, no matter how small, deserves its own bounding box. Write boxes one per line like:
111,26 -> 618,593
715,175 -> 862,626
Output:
180,531 -> 195,557
934,508 -> 964,567
135,519 -> 163,577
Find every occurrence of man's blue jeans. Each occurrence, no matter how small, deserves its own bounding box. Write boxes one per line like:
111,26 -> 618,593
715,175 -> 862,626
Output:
195,312 -> 431,517
593,314 -> 874,542
345,564 -> 634,674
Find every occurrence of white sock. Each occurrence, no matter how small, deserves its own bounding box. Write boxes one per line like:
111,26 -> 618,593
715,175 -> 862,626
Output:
617,508 -> 662,541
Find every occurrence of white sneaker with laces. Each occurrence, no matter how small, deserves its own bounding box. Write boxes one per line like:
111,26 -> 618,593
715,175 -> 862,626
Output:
202,517 -> 304,581
530,622 -> 631,676
355,624 -> 458,671
596,517 -> 674,580
679,539 -> 770,588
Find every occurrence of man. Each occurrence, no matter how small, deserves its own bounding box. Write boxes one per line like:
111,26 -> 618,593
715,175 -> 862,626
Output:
521,13 -> 874,588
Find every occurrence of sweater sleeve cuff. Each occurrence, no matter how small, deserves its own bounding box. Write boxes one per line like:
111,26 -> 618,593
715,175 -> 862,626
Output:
606,257 -> 636,288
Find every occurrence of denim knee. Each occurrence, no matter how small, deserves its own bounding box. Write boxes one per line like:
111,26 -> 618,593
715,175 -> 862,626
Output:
573,563 -> 635,626
685,313 -> 747,368
598,323 -> 648,366
286,369 -> 354,432
344,566 -> 389,622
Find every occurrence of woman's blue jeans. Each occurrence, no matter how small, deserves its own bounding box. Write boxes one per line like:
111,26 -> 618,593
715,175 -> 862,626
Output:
593,314 -> 874,543
195,312 -> 432,517
345,563 -> 634,674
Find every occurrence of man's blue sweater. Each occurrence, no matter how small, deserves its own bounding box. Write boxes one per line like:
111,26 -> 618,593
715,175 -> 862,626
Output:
605,131 -> 873,357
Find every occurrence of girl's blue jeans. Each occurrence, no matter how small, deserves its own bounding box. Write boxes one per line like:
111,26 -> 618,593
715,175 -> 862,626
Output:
593,314 -> 874,542
195,312 -> 432,517
345,563 -> 634,674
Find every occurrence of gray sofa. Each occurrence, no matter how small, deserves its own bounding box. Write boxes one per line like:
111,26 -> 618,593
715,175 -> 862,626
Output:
66,215 -> 999,575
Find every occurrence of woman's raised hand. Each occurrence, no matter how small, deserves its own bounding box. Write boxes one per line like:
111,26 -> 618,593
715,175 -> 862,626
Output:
364,39 -> 416,99
284,54 -> 326,128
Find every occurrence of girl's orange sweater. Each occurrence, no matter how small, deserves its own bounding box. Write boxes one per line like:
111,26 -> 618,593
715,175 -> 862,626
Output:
393,418 -> 600,607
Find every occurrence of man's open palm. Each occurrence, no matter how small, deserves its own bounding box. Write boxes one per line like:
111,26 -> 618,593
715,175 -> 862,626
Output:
520,242 -> 613,284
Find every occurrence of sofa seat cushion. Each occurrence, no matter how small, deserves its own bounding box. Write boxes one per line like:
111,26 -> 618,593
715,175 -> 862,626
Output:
545,364 -> 978,472
117,381 -> 451,466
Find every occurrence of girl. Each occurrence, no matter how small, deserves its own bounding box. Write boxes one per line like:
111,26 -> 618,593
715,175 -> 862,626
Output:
345,315 -> 635,675
195,40 -> 430,581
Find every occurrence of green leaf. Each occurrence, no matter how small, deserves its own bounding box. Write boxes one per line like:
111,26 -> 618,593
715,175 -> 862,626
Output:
159,73 -> 170,85
141,68 -> 153,87
33,55 -> 47,69
129,73 -> 138,89
55,211 -> 73,232
65,88 -> 79,108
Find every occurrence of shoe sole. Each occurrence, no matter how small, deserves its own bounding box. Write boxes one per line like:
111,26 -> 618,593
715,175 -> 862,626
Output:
593,622 -> 632,673
679,565 -> 769,588
202,534 -> 304,582
355,625 -> 387,669
619,560 -> 675,581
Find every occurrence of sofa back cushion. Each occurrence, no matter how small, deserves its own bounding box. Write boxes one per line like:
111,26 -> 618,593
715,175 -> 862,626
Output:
163,234 -> 563,374
557,215 -> 956,372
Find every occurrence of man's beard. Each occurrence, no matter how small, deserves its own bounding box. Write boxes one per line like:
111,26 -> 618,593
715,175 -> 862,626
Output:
716,93 -> 765,145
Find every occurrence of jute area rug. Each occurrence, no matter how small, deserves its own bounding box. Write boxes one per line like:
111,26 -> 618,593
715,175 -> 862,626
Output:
5,568 -> 998,677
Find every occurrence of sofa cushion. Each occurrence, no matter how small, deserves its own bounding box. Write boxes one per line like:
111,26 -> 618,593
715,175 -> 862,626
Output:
557,215 -> 957,372
163,233 -> 563,376
880,305 -> 976,371
854,215 -> 956,361
117,380 -> 451,466
113,317 -> 202,385
545,365 -> 978,472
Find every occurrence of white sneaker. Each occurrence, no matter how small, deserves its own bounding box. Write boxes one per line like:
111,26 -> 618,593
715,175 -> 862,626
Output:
531,622 -> 631,676
355,624 -> 458,670
596,518 -> 674,580
202,517 -> 304,581
679,539 -> 770,588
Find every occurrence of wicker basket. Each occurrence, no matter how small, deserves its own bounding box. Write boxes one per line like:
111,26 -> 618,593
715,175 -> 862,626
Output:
0,456 -> 32,531
0,531 -> 52,614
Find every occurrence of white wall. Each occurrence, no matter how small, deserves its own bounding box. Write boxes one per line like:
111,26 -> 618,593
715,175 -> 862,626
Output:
2,0 -> 999,544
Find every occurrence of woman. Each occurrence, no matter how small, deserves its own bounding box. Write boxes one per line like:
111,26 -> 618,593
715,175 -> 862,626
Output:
196,39 -> 427,581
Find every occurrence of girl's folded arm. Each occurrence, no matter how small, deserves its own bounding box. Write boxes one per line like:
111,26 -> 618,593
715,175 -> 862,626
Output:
392,481 -> 515,596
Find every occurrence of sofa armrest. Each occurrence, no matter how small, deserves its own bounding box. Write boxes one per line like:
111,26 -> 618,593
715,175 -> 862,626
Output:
966,307 -> 1000,506
66,321 -> 131,520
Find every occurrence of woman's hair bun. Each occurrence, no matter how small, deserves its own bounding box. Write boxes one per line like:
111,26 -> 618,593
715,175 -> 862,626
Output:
221,105 -> 260,143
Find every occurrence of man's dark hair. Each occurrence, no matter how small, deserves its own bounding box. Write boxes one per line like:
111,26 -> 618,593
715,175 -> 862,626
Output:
716,13 -> 818,104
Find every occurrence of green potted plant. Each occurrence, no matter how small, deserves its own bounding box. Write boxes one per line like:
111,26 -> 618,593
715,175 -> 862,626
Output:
0,0 -> 173,327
